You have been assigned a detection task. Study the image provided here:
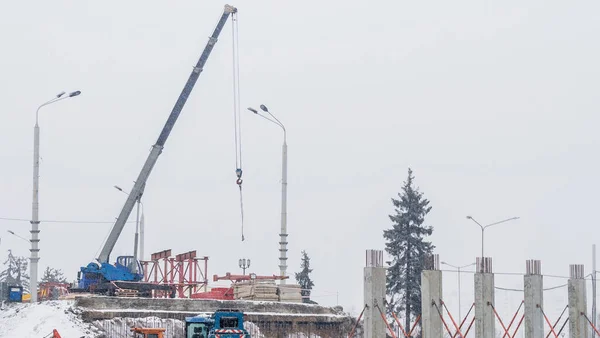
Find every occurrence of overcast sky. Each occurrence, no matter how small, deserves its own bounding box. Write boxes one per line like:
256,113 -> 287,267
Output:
1,0 -> 600,319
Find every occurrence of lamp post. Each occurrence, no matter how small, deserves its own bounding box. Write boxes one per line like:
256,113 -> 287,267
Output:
31,90 -> 81,303
441,261 -> 475,322
466,215 -> 519,272
239,258 -> 251,275
114,185 -> 143,269
8,230 -> 30,243
247,104 -> 288,284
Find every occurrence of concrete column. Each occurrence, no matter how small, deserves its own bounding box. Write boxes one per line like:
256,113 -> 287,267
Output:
364,249 -> 386,338
524,260 -> 543,338
475,257 -> 495,338
569,264 -> 588,338
421,254 -> 443,338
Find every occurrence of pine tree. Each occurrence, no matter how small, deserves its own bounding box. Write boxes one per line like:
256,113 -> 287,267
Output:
295,250 -> 315,303
383,168 -> 434,333
41,267 -> 68,283
0,250 -> 30,291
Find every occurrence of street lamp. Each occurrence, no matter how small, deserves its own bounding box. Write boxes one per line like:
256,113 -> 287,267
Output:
239,258 -> 251,275
466,215 -> 519,272
441,261 -> 475,322
114,185 -> 144,268
31,90 -> 81,303
247,104 -> 288,284
8,230 -> 30,243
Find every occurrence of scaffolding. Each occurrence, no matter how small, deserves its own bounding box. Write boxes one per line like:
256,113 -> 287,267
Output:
141,249 -> 208,298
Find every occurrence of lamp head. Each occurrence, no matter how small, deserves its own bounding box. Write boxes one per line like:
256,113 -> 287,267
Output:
247,107 -> 258,114
56,91 -> 66,98
69,90 -> 81,97
260,104 -> 269,113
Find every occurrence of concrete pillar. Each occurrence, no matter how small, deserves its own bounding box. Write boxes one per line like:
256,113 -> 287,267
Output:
524,260 -> 543,338
569,264 -> 588,338
475,257 -> 495,338
421,254 -> 443,338
364,249 -> 386,338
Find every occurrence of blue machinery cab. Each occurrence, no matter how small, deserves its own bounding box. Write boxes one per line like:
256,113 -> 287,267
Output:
77,255 -> 143,290
185,310 -> 249,338
185,315 -> 213,338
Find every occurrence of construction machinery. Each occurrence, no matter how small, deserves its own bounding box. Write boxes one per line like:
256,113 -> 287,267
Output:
72,4 -> 238,297
38,282 -> 69,301
131,327 -> 166,338
185,309 -> 250,338
42,329 -> 61,338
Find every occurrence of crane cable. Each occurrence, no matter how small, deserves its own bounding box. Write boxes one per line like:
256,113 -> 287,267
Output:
231,11 -> 244,241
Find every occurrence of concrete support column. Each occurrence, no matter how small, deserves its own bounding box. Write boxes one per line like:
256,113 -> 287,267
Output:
364,249 -> 386,338
475,257 -> 495,338
421,254 -> 443,338
524,260 -> 543,338
569,264 -> 588,338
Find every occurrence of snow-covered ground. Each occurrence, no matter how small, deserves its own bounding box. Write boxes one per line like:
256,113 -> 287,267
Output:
0,300 -> 101,338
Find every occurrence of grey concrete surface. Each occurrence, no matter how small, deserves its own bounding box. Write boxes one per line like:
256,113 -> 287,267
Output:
524,260 -> 543,338
474,257 -> 495,338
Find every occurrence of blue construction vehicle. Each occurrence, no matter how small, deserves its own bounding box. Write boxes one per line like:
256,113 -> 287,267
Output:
185,310 -> 250,338
72,4 -> 238,297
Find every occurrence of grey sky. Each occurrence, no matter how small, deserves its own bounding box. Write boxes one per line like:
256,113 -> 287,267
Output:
1,0 -> 599,319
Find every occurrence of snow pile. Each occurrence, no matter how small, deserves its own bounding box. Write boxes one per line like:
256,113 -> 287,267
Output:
0,300 -> 100,338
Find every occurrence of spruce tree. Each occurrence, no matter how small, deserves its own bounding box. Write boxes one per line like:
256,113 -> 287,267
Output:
383,168 -> 434,333
294,250 -> 315,303
0,250 -> 30,291
41,267 -> 68,283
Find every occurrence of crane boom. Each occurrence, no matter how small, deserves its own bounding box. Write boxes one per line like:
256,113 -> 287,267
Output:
97,4 -> 237,264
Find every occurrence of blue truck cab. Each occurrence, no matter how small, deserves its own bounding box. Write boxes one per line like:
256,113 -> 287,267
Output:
185,314 -> 213,338
209,310 -> 249,338
185,310 -> 250,338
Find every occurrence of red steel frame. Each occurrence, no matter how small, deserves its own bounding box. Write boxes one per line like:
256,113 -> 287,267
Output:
544,305 -> 568,338
489,301 -> 524,338
141,249 -> 209,298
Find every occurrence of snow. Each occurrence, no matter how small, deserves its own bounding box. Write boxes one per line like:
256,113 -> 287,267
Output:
0,300 -> 100,338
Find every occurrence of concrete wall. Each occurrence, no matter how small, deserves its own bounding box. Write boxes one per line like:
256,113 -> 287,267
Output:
75,296 -> 341,315
77,296 -> 353,338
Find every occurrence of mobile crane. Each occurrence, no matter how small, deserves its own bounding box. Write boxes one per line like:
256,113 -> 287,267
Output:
74,4 -> 238,296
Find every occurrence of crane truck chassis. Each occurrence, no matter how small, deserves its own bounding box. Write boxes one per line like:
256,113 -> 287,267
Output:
72,4 -> 238,297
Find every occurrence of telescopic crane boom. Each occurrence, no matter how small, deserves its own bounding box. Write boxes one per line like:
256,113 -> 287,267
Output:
98,4 -> 237,264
